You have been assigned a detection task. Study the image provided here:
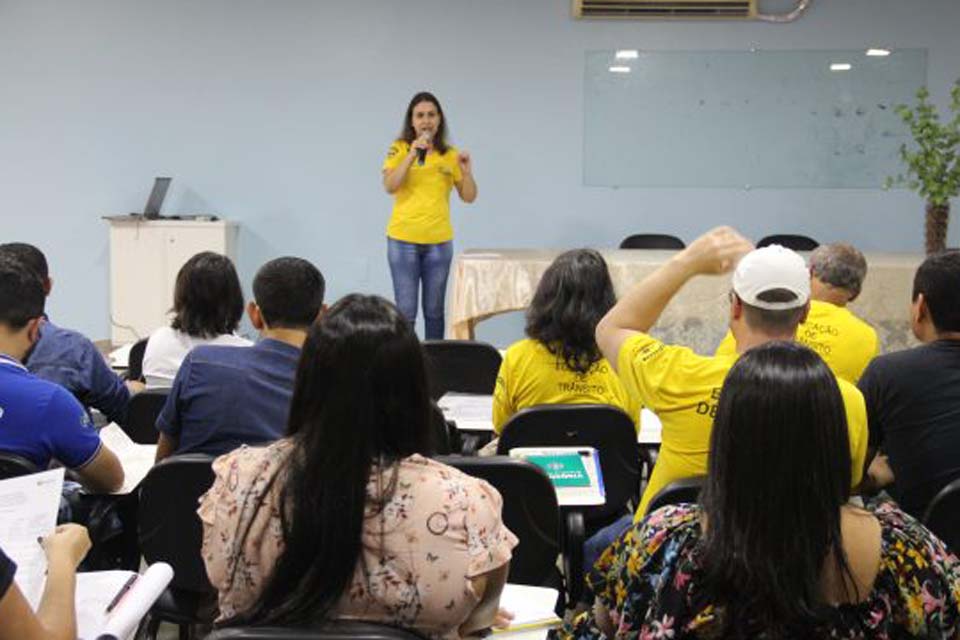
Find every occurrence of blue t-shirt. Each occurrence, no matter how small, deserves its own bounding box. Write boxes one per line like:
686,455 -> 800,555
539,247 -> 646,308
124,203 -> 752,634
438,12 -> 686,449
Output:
156,338 -> 300,457
0,354 -> 103,469
26,319 -> 131,425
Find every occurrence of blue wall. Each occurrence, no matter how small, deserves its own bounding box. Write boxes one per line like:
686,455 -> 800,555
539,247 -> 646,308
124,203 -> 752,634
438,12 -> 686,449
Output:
2,0 -> 958,344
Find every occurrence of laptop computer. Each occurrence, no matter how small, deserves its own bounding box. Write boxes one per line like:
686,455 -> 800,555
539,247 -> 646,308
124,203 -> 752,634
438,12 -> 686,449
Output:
142,177 -> 172,219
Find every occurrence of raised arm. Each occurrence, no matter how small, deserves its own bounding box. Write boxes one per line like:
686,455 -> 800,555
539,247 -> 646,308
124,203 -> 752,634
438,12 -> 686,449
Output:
455,151 -> 477,203
596,227 -> 753,373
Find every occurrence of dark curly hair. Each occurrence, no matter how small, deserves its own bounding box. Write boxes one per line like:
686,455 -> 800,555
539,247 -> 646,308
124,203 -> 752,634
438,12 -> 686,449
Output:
525,249 -> 616,375
170,252 -> 244,338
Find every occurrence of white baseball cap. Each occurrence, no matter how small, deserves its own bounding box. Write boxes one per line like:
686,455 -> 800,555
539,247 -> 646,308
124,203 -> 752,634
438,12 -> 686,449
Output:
732,245 -> 810,310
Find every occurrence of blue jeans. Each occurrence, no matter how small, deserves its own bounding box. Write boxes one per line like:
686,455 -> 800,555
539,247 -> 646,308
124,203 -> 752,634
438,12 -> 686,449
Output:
387,238 -> 453,340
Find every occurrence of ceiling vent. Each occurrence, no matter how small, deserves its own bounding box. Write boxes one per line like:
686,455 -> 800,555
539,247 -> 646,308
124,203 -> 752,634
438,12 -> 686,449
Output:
573,0 -> 757,19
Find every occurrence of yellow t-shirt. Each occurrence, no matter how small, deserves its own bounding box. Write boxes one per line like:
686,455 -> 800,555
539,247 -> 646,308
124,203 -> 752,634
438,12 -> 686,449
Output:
714,299 -> 880,383
493,338 -> 640,434
618,333 -> 868,519
382,140 -> 463,244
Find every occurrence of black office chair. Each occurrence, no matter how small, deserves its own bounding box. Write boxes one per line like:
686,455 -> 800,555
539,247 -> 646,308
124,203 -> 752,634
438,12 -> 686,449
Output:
206,621 -> 427,640
0,452 -> 39,479
126,337 -> 149,383
619,234 -> 686,250
437,455 -> 569,605
124,388 -> 168,444
644,476 -> 706,517
422,340 -> 502,400
429,401 -> 460,455
756,234 -> 819,251
497,404 -> 640,525
923,477 -> 960,552
138,454 -> 217,640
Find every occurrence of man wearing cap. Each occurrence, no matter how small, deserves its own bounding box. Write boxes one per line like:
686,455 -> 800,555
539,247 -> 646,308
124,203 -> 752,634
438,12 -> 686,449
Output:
596,227 -> 869,517
714,242 -> 879,383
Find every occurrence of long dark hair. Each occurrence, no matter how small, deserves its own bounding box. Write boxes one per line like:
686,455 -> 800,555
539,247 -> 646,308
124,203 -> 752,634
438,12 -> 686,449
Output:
525,249 -> 616,375
699,341 -> 856,636
398,91 -> 450,155
169,251 -> 244,338
225,294 -> 434,627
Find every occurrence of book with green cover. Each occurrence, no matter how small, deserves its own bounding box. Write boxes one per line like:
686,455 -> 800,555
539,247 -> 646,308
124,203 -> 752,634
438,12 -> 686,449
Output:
524,453 -> 591,487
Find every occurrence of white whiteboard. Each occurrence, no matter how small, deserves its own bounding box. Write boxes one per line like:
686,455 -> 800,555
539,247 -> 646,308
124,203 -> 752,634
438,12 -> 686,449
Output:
584,49 -> 927,188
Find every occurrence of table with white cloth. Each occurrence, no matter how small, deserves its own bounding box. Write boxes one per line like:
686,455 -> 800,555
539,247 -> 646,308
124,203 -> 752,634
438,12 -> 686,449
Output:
448,249 -> 922,354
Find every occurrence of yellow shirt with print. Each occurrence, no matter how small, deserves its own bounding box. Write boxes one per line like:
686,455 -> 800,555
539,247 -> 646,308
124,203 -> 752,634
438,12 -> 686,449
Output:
619,333 -> 869,519
714,299 -> 880,383
382,140 -> 462,244
493,338 -> 640,433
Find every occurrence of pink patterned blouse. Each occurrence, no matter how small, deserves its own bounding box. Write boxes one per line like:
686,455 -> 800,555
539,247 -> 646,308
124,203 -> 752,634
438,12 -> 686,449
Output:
198,440 -> 518,640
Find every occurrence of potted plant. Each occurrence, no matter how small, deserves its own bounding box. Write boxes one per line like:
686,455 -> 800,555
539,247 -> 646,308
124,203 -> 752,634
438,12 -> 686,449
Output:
887,81 -> 960,254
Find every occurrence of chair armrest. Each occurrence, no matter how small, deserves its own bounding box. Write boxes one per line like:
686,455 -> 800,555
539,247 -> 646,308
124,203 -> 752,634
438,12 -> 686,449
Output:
562,509 -> 586,606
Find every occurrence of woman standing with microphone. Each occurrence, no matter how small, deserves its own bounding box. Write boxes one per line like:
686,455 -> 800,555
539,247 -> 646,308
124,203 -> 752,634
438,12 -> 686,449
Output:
382,91 -> 477,340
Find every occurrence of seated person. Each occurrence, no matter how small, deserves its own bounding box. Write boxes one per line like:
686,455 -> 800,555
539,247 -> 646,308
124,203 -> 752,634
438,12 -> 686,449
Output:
0,258 -> 123,493
715,242 -> 879,383
596,228 -> 868,517
155,257 -> 325,460
493,249 -> 639,432
0,242 -> 140,425
0,525 -> 91,640
562,342 -> 960,639
142,251 -> 251,386
859,250 -> 960,518
199,295 -> 517,638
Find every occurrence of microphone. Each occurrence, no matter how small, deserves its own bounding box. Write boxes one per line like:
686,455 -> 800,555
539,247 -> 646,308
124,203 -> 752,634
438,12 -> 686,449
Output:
416,130 -> 431,166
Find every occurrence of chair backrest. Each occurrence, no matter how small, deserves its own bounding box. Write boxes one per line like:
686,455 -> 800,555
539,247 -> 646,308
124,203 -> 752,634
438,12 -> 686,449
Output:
205,621 -> 427,640
756,234 -> 819,251
126,337 -> 149,382
437,455 -> 561,587
422,340 -> 502,400
923,477 -> 960,552
124,388 -> 168,444
0,452 -> 40,479
619,234 -> 686,250
644,476 -> 706,517
138,453 -> 216,593
496,404 -> 639,522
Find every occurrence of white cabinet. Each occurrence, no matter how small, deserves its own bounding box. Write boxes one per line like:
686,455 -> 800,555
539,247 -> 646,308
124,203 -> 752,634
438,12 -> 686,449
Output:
105,218 -> 239,343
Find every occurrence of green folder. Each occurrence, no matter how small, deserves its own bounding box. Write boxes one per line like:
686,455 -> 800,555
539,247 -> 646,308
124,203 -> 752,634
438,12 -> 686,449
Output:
525,453 -> 591,488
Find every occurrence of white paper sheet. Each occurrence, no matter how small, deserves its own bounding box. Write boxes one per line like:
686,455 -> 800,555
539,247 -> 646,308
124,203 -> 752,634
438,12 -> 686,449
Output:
638,408 -> 662,445
438,393 -> 495,432
98,424 -> 157,494
0,468 -> 65,608
108,342 -> 134,369
77,563 -> 174,640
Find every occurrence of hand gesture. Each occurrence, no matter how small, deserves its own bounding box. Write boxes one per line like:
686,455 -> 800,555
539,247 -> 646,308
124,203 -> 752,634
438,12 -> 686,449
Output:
458,150 -> 473,174
682,226 -> 754,275
41,524 -> 91,568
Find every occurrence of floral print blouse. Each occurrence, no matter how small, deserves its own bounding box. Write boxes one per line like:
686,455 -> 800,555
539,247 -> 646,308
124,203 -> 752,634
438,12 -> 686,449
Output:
558,502 -> 960,639
198,440 -> 518,640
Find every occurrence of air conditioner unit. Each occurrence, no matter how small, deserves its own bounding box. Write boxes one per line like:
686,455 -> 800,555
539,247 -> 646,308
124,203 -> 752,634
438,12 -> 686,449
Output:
573,0 -> 757,19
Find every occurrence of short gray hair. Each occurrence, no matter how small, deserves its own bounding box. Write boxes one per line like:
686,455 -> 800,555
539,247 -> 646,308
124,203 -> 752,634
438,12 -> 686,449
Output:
809,243 -> 868,300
